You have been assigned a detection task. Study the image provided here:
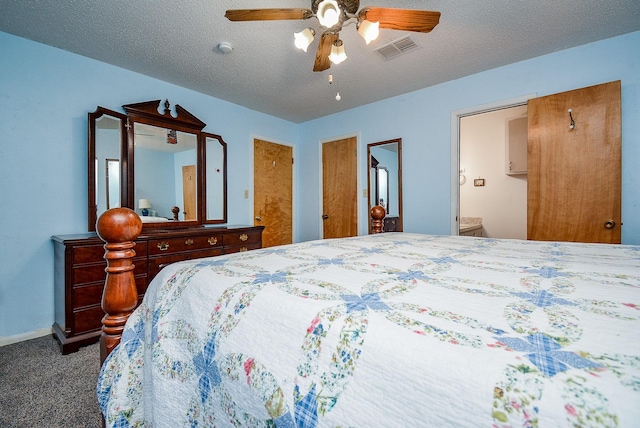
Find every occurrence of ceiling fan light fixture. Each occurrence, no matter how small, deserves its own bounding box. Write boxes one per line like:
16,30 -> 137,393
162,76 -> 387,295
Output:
316,0 -> 341,28
329,39 -> 347,64
294,28 -> 316,52
358,20 -> 379,45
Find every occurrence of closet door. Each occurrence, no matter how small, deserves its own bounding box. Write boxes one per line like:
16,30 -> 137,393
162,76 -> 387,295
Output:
322,136 -> 358,239
254,139 -> 293,248
527,81 -> 621,243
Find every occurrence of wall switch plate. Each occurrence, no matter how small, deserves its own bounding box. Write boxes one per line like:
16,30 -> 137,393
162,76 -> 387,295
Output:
244,190 -> 249,198
363,189 -> 368,197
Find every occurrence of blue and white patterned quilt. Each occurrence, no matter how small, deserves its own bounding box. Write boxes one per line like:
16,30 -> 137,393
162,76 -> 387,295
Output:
97,233 -> 640,427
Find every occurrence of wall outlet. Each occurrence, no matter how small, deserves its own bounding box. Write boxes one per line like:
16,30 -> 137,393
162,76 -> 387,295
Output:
244,190 -> 249,198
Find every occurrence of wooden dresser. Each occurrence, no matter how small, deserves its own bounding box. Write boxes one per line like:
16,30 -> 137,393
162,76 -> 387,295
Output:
52,225 -> 263,353
383,216 -> 400,232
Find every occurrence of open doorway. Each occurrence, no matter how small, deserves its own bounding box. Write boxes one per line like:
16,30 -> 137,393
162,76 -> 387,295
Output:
451,94 -> 534,238
459,105 -> 528,238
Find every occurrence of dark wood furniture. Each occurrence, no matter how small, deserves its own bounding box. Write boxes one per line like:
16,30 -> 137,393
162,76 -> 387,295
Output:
383,216 -> 400,232
53,223 -> 263,354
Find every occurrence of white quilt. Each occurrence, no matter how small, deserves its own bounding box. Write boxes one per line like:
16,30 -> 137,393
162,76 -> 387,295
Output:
98,233 -> 640,427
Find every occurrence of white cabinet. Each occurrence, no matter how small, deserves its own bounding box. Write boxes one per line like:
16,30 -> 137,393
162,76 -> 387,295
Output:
505,116 -> 528,175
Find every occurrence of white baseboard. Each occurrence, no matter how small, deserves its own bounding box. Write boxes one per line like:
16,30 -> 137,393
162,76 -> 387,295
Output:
0,327 -> 53,347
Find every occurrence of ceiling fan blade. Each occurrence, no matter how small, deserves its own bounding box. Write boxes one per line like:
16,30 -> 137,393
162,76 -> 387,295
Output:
359,8 -> 440,33
225,8 -> 312,21
313,33 -> 338,72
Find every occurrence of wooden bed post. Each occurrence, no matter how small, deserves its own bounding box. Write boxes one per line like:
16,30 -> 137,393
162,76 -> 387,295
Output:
96,208 -> 142,364
371,205 -> 385,234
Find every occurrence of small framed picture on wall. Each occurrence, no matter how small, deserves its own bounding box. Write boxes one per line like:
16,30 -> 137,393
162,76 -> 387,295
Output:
474,178 -> 485,187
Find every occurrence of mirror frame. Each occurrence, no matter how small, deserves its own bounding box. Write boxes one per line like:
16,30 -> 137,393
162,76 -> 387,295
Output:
367,138 -> 403,233
88,107 -> 127,231
201,132 -> 228,224
88,99 -> 228,231
124,100 -> 205,229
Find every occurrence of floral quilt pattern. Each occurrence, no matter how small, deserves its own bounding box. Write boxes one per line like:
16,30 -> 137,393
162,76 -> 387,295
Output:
98,234 -> 640,427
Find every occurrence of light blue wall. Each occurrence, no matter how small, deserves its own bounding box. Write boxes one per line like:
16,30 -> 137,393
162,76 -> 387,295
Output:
0,31 -> 297,338
1,29 -> 639,340
297,31 -> 640,245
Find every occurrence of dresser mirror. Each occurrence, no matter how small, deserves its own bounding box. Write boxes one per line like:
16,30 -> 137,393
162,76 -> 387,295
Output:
367,138 -> 403,233
133,122 -> 199,224
88,100 -> 227,231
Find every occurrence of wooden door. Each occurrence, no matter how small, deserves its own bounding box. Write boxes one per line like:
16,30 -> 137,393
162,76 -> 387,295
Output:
182,165 -> 196,220
254,139 -> 293,247
322,137 -> 358,239
527,81 -> 621,243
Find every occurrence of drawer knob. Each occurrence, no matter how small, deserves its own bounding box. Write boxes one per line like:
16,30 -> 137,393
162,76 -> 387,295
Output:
157,242 -> 169,251
185,239 -> 194,245
239,234 -> 248,242
208,237 -> 218,246
240,246 -> 248,252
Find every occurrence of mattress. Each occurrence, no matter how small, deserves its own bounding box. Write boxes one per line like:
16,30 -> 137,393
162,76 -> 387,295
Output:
97,233 -> 640,427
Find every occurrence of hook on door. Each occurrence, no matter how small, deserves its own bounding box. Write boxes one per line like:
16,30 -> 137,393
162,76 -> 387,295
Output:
568,109 -> 575,131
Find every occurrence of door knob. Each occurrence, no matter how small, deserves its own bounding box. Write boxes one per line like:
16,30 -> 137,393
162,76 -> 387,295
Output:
322,214 -> 329,220
604,220 -> 616,229
255,216 -> 262,221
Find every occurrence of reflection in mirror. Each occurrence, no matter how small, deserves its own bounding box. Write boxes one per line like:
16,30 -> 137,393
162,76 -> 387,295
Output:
133,123 -> 198,223
376,167 -> 389,211
204,134 -> 227,223
89,109 -> 125,231
106,159 -> 120,209
367,138 -> 403,233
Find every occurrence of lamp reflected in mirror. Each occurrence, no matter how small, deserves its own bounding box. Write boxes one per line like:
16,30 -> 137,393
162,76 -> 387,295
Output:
138,198 -> 151,216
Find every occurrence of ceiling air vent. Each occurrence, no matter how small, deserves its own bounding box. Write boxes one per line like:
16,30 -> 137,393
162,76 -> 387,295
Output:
375,36 -> 419,60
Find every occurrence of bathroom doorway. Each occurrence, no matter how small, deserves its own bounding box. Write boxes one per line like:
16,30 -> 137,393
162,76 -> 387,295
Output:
459,104 -> 528,239
451,94 -> 533,238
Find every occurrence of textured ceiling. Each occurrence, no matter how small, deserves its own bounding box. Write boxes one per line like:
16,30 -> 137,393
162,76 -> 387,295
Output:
1,1 -> 639,123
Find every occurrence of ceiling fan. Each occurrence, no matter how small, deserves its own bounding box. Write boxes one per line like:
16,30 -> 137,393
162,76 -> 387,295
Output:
225,1 -> 440,72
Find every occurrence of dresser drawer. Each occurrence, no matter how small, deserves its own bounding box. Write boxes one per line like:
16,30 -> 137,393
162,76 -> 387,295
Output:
73,282 -> 104,309
190,248 -> 224,260
72,305 -> 104,335
73,240 -> 146,264
73,274 -> 147,309
148,254 -> 190,279
225,242 -> 262,254
73,257 -> 147,286
72,244 -> 105,264
224,230 -> 262,247
148,234 -> 223,256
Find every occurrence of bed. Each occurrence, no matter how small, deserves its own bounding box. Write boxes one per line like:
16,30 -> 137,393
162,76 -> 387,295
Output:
95,207 -> 640,427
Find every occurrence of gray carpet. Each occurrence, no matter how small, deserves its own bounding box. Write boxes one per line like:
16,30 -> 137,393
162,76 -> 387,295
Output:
0,335 -> 102,427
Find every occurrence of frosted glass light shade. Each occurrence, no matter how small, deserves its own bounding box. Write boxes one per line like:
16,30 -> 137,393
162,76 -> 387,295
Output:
317,0 -> 340,28
358,20 -> 379,45
329,40 -> 347,64
294,28 -> 315,52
